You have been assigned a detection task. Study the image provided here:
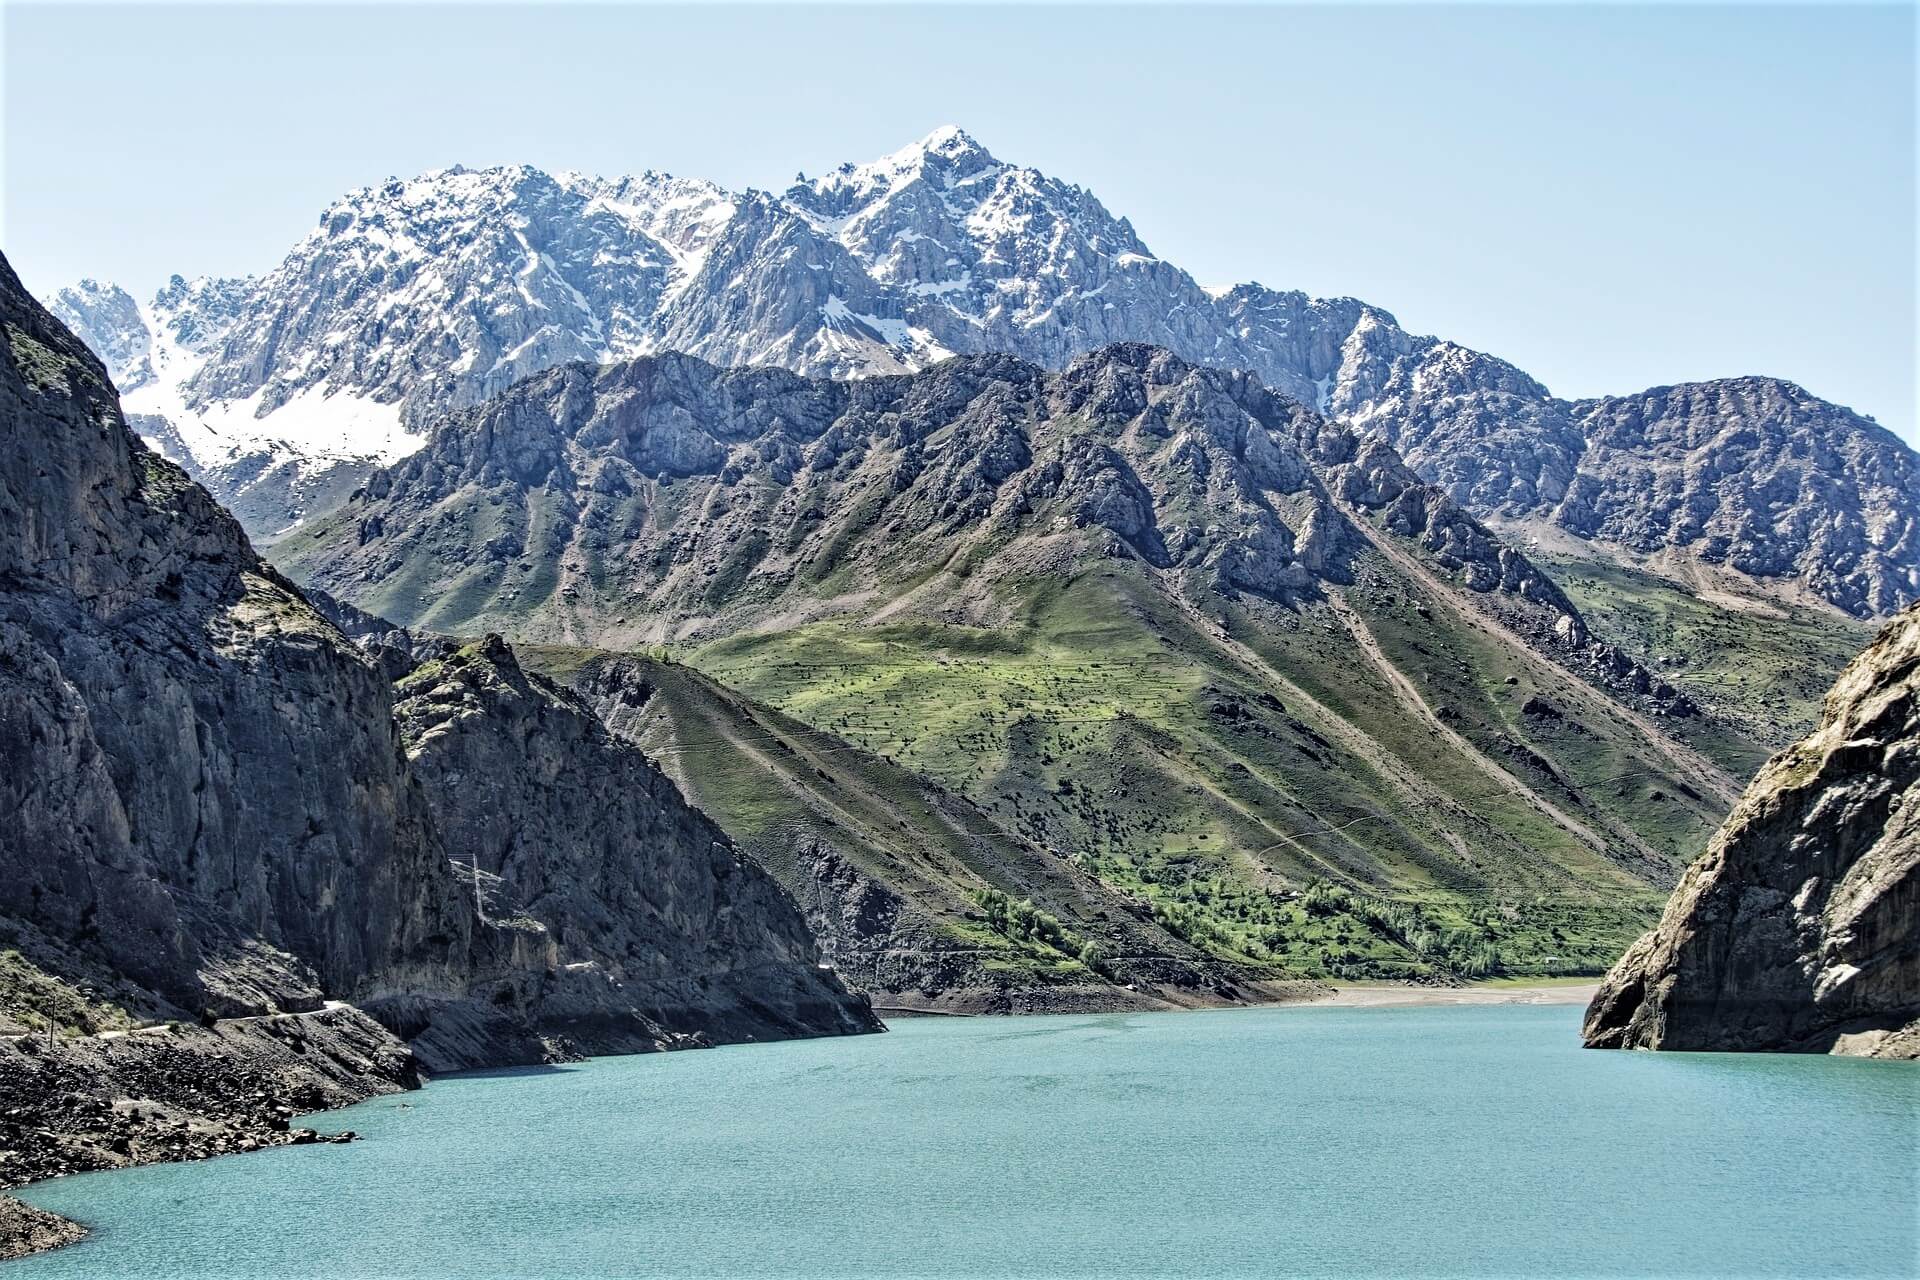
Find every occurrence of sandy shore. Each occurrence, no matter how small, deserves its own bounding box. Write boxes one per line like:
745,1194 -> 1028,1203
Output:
1308,981 -> 1599,1009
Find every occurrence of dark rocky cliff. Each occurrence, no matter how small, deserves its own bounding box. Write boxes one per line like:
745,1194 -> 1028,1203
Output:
0,248 -> 876,1252
1583,606 -> 1920,1056
1,251 -> 469,1024
389,635 -> 877,1057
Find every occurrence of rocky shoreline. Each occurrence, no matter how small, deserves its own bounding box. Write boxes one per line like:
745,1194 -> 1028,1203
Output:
0,1007 -> 419,1262
0,253 -> 882,1265
0,1199 -> 84,1262
1584,605 -> 1920,1057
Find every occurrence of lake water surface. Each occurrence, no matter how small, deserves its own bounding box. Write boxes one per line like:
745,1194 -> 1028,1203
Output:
14,1004 -> 1918,1278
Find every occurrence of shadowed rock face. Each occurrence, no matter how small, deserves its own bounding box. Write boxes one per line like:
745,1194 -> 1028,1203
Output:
0,250 -> 875,1071
389,635 -> 879,1055
1,251 -> 465,1021
1584,606 -> 1920,1057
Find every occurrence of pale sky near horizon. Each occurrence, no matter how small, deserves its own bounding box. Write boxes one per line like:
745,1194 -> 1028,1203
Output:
5,2 -> 1915,439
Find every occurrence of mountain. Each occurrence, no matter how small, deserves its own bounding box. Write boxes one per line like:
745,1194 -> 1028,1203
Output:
49,129 -> 1918,616
0,251 -> 874,1246
1584,605 -> 1920,1058
280,343 -> 1765,997
385,633 -> 872,1051
527,647 -> 1321,1014
43,272 -> 391,538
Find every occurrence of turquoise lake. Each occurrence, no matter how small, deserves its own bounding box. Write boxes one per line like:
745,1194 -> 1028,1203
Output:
14,1004 -> 1918,1279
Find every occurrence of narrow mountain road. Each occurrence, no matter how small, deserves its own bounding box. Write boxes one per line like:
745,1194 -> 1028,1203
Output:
5,1000 -> 356,1046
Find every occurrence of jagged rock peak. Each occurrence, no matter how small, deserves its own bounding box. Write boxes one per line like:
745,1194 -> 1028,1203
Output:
797,123 -> 1000,198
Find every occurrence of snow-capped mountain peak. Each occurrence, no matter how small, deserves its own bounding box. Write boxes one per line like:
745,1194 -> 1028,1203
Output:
40,127 -> 1919,616
796,123 -> 1001,208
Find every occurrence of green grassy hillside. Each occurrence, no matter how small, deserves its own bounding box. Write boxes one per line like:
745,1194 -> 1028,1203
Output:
279,348 -> 1793,1007
1543,557 -> 1873,762
686,555 -> 1701,986
522,646 -> 1297,1013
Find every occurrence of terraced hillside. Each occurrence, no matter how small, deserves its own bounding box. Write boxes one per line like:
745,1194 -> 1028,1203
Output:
284,345 -> 1766,1002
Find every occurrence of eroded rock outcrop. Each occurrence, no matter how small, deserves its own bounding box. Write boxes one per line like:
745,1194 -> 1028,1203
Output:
1584,606 -> 1920,1056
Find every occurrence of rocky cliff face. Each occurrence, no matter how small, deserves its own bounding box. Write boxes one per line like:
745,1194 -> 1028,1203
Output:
2,253 -> 467,1025
50,129 -> 1916,616
389,635 -> 877,1053
1,250 -> 874,1072
1583,606 -> 1920,1057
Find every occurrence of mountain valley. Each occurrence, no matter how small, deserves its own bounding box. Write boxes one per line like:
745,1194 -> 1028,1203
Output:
8,0 -> 1918,1267
270,343 -> 1773,1007
0,254 -> 874,1254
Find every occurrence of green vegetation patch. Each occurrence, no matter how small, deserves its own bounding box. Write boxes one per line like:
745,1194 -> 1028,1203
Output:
688,563 -> 1676,982
1546,556 -> 1871,757
5,323 -> 92,394
0,949 -> 136,1037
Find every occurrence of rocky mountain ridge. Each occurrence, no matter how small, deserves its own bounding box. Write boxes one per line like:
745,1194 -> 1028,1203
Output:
1583,604 -> 1920,1057
48,129 -> 1917,614
278,342 -> 1657,687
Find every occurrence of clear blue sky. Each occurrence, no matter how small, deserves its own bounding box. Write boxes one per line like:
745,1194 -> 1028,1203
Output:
6,2 -> 1914,438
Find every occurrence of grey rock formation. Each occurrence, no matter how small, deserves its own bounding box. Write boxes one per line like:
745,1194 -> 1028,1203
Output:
390,636 -> 878,1053
3,255 -> 460,1023
1584,606 -> 1920,1057
42,280 -> 152,391
1561,380 -> 1919,617
0,250 -> 874,1073
279,343 -> 1690,723
51,129 -> 1916,614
